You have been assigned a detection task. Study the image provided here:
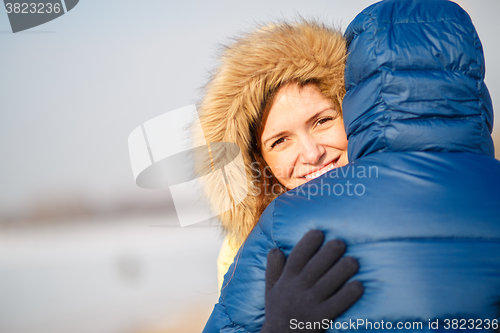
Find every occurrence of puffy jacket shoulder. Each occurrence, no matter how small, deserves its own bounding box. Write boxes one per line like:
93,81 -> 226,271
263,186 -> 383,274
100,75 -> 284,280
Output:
203,201 -> 277,333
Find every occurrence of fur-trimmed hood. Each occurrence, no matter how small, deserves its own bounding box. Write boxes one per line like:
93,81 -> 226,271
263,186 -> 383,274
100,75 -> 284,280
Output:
194,20 -> 347,245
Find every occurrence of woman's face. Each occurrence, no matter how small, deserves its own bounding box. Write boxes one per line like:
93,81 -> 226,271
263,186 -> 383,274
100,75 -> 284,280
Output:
260,83 -> 349,190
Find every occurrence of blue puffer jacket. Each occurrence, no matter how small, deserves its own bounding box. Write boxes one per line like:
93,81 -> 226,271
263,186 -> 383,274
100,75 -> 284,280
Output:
203,0 -> 500,332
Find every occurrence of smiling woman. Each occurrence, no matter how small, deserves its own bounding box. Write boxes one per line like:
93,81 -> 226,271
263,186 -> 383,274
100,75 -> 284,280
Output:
260,83 -> 349,190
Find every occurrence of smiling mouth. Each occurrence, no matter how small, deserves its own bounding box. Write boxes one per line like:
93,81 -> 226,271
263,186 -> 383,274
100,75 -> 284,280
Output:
302,158 -> 340,180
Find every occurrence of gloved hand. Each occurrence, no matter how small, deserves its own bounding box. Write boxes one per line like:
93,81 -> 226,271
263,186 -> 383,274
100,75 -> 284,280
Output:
260,230 -> 363,333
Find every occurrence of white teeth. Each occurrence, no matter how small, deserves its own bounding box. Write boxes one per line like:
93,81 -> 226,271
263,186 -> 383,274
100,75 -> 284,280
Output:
303,161 -> 337,179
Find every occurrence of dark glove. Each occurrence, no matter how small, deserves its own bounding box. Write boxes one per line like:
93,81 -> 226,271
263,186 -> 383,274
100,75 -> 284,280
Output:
260,230 -> 363,333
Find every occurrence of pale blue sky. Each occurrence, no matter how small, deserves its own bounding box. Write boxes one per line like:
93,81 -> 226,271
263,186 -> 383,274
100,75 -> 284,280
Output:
1,0 -> 499,216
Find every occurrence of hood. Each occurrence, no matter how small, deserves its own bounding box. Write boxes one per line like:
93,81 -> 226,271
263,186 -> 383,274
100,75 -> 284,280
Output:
195,21 -> 346,245
343,0 -> 494,161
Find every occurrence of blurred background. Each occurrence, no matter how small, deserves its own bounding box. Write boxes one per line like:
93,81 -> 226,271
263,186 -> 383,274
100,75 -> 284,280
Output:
1,1 -> 499,332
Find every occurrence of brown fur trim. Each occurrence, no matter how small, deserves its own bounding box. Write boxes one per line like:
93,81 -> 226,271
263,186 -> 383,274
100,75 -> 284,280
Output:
194,20 -> 346,247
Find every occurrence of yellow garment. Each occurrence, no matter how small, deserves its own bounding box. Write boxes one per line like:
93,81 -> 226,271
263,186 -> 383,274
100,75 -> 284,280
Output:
217,235 -> 240,294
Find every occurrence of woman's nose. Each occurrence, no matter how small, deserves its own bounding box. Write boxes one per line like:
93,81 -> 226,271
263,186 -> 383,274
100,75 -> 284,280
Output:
298,137 -> 325,165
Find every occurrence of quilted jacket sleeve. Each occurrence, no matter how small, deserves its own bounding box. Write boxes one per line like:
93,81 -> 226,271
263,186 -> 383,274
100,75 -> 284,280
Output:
203,303 -> 251,333
203,201 -> 277,333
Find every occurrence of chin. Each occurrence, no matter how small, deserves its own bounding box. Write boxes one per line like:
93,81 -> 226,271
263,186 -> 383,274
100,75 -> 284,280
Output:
285,178 -> 309,190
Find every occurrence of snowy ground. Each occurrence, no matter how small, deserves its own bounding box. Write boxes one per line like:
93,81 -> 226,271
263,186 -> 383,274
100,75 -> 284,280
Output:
0,213 -> 222,333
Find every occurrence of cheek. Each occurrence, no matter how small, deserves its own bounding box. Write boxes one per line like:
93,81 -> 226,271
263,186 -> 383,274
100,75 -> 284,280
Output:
338,132 -> 348,149
263,152 -> 295,181
326,123 -> 348,149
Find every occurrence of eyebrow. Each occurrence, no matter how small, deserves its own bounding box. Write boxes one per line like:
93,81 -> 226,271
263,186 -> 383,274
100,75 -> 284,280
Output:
262,108 -> 336,147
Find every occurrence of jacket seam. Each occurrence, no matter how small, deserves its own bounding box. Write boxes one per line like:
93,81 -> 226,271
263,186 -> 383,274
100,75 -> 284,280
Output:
336,237 -> 500,246
219,302 -> 252,333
